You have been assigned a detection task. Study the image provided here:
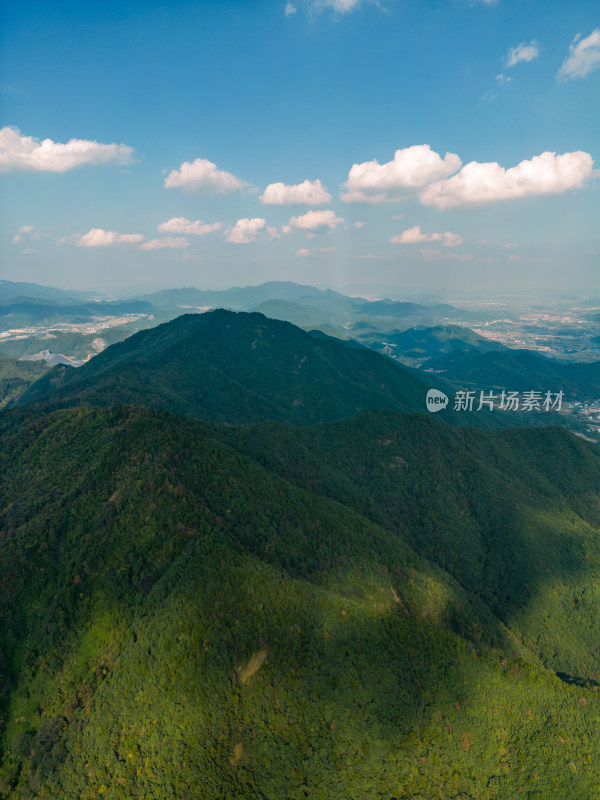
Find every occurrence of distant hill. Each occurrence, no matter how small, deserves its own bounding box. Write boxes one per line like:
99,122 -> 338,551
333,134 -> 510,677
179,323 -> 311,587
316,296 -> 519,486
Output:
365,324 -> 507,361
138,280 -> 349,309
0,279 -> 96,305
0,300 -> 154,328
423,348 -> 600,401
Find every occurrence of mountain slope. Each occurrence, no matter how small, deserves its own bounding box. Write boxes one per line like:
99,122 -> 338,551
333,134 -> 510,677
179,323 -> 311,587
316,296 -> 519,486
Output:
423,348 -> 600,401
2,404 -> 600,799
19,309 -> 463,425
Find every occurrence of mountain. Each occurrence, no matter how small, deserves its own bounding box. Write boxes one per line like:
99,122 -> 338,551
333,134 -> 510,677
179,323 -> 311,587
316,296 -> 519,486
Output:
138,281 -> 349,309
1,403 -> 600,798
367,324 -> 507,362
0,279 -> 96,306
19,309 -> 468,426
0,300 -> 155,329
423,348 -> 600,401
0,357 -> 49,409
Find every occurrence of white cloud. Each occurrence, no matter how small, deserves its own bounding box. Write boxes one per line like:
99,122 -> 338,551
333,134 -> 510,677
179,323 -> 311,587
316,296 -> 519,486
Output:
164,157 -> 248,193
260,178 -> 331,205
0,126 -> 135,173
557,29 -> 600,81
77,228 -> 144,247
226,218 -> 266,244
391,225 -> 463,247
22,247 -> 40,254
285,2 -> 297,14
420,249 -> 474,261
157,217 -> 223,236
419,150 -> 594,209
504,242 -> 518,249
286,209 -> 344,233
341,145 -> 462,203
354,221 -> 366,228
316,0 -> 362,11
296,246 -> 335,257
506,40 -> 539,67
139,237 -> 190,251
13,224 -> 38,244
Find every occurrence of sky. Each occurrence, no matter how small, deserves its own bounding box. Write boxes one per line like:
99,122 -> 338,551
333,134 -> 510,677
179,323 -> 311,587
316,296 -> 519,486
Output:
1,0 -> 599,297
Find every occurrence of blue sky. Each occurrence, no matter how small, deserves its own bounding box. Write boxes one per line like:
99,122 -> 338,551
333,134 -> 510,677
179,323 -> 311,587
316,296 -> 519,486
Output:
1,0 -> 598,296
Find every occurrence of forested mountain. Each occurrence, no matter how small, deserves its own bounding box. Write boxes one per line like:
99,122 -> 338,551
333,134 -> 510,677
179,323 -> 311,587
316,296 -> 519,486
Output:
18,309 -> 471,426
0,358 -> 49,409
2,309 -> 600,798
1,403 -> 600,799
424,348 -> 600,401
369,324 -> 507,361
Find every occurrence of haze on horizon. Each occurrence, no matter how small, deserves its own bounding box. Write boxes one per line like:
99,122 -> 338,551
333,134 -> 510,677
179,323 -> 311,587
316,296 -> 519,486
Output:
1,0 -> 598,296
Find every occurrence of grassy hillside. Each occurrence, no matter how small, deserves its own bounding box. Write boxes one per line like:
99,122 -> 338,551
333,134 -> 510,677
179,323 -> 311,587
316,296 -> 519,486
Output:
1,404 -> 600,798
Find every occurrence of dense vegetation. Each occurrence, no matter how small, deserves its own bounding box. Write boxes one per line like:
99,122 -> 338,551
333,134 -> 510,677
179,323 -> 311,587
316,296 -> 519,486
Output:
19,309 -> 556,432
1,310 -> 600,798
423,348 -> 600,401
1,402 -> 600,798
0,359 -> 49,409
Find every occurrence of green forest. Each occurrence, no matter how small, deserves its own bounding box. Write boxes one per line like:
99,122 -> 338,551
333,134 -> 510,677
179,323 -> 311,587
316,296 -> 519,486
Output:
1,311 -> 600,798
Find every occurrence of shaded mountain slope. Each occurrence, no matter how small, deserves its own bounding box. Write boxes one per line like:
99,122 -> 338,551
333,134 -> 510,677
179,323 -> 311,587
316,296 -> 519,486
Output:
423,348 -> 600,401
1,404 -> 600,798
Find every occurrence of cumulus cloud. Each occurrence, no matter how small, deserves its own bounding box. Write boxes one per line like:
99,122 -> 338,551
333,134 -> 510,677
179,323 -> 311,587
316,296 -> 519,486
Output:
296,248 -> 311,257
165,157 -> 248,193
557,29 -> 600,81
0,126 -> 135,173
77,228 -> 144,247
22,248 -> 40,254
13,224 -> 38,244
286,209 -> 344,234
419,150 -> 594,209
391,225 -> 462,247
226,218 -> 266,244
157,217 -> 223,235
285,2 -> 297,14
341,145 -> 462,203
354,221 -> 366,228
506,40 -> 539,67
317,0 -> 362,11
260,178 -> 331,206
139,237 -> 190,251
